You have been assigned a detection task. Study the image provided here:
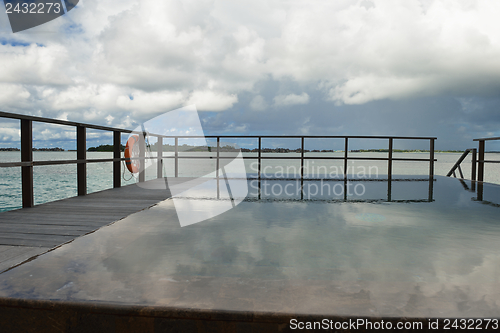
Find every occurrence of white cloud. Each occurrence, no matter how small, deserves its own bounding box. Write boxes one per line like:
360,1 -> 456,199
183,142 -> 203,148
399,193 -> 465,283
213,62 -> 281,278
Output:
0,44 -> 72,85
117,90 -> 185,115
105,115 -> 114,124
38,128 -> 75,141
0,84 -> 31,108
249,95 -> 267,111
274,93 -> 309,106
56,112 -> 69,121
329,77 -> 432,105
186,90 -> 238,111
0,127 -> 20,142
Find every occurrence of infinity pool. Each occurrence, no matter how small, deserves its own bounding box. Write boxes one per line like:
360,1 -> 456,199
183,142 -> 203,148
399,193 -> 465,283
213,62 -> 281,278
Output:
1,176 -> 499,318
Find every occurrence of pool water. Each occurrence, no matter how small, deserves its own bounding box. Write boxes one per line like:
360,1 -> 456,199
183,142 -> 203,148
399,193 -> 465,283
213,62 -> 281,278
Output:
0,176 -> 499,318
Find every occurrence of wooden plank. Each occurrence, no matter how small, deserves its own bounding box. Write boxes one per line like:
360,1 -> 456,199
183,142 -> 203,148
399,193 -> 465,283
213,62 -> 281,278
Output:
0,237 -> 72,247
0,213 -> 127,221
0,211 -> 131,217
0,226 -> 90,236
0,232 -> 74,242
2,205 -> 159,214
36,197 -> 170,202
0,246 -> 49,273
0,213 -> 120,221
3,209 -> 148,216
0,218 -> 121,228
0,246 -> 46,261
0,217 -> 109,225
0,217 -> 118,225
4,208 -> 152,214
37,195 -> 167,201
0,245 -> 17,254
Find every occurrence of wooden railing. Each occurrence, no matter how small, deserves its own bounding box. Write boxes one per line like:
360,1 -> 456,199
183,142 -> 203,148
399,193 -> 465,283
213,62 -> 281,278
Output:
473,137 -> 500,183
446,148 -> 477,180
0,110 -> 437,208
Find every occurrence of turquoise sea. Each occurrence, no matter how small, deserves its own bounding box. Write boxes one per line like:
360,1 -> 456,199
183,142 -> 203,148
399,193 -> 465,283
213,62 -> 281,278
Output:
1,151 -> 499,212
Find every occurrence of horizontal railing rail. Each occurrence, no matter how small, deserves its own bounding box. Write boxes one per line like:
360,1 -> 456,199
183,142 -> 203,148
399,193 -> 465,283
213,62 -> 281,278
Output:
473,136 -> 500,141
1,110 -> 436,208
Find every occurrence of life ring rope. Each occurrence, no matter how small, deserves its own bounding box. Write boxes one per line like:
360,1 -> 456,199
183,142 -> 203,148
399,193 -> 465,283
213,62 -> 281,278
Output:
122,159 -> 135,181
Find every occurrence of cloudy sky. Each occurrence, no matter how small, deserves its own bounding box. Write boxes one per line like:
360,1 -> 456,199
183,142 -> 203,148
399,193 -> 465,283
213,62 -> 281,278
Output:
1,0 -> 500,150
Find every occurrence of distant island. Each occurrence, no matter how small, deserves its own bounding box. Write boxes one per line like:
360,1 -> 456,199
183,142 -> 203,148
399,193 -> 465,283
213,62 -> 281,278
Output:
0,147 -> 64,151
33,147 -> 65,151
349,149 -> 465,153
243,148 -> 467,153
87,144 -> 125,152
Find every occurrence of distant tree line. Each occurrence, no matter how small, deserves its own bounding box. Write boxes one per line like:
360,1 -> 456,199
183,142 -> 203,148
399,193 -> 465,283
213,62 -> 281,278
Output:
240,148 -> 333,153
81,145 -> 489,153
0,147 -> 64,151
87,144 -> 125,152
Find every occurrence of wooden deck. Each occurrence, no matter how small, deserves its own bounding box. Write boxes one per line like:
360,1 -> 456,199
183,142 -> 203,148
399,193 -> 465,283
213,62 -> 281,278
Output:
0,177 -> 200,272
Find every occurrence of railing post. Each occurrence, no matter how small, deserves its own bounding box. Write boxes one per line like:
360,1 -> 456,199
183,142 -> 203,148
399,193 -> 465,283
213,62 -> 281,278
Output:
175,137 -> 178,178
344,138 -> 348,179
478,140 -> 485,183
388,138 -> 393,201
301,137 -> 305,180
300,137 -> 305,199
216,137 -> 220,179
428,138 -> 435,202
258,137 -> 261,180
157,136 -> 163,179
113,131 -> 121,188
138,133 -> 145,183
429,139 -> 435,179
21,119 -> 34,208
471,148 -> 477,182
77,126 -> 86,196
258,137 -> 261,200
477,142 -> 484,200
477,182 -> 483,201
388,138 -> 393,180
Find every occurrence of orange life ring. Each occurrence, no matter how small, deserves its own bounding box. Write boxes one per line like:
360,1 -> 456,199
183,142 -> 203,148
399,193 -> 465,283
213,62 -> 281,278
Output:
124,135 -> 140,173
